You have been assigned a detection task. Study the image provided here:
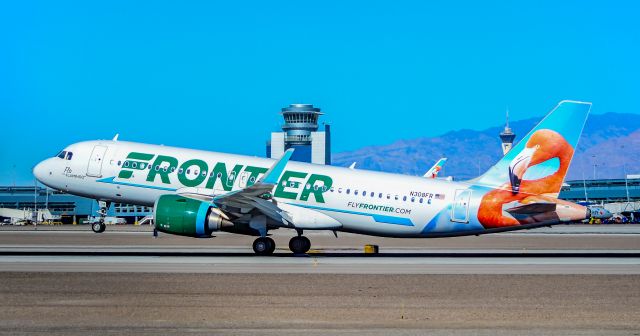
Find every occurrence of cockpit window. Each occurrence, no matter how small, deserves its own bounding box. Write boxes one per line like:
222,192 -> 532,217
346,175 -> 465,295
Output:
66,152 -> 73,160
56,151 -> 67,159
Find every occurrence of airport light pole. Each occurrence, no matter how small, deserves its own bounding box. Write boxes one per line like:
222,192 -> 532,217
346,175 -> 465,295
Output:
33,177 -> 37,225
592,155 -> 597,180
621,145 -> 631,204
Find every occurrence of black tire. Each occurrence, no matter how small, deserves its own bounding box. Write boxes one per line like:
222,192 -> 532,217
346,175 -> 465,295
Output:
289,236 -> 311,254
92,222 -> 105,233
253,237 -> 274,256
266,237 -> 276,254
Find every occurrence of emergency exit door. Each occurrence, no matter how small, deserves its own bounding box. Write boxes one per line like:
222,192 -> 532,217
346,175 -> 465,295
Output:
450,189 -> 471,223
86,145 -> 108,177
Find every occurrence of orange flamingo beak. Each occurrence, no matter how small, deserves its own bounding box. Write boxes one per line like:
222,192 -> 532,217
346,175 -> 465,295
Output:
508,146 -> 536,194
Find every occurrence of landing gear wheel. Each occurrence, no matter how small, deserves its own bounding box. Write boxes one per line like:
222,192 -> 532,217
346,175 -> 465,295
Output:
253,237 -> 275,256
289,236 -> 311,254
266,237 -> 276,254
92,222 -> 106,233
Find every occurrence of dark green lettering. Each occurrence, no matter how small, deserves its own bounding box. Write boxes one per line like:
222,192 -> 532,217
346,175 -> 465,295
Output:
178,159 -> 209,187
299,174 -> 333,203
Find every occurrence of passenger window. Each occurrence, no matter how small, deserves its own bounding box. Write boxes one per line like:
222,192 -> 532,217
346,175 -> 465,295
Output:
323,186 -> 328,192
179,168 -> 184,174
194,170 -> 198,175
171,167 -> 176,172
379,193 -> 382,198
370,192 -> 374,197
346,189 -> 351,194
187,169 -> 191,174
411,197 -> 415,202
132,162 -> 137,168
354,190 -> 358,195
66,152 -> 73,160
163,166 -> 168,172
419,198 -> 423,204
395,195 -> 399,200
155,165 -> 159,171
250,176 -> 256,182
403,196 -> 407,202
124,161 -> 129,168
202,171 -> 207,177
386,194 -> 390,199
330,187 -> 334,192
314,185 -> 319,191
117,161 -> 121,166
217,173 -> 223,179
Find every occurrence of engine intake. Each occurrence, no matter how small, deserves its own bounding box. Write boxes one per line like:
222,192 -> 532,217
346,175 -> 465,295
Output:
154,194 -> 233,237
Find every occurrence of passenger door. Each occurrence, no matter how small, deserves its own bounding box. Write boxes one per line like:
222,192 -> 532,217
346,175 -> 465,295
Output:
450,189 -> 471,223
86,145 -> 108,177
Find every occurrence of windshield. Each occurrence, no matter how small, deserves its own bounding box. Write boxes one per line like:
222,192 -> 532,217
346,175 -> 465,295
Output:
56,151 -> 66,159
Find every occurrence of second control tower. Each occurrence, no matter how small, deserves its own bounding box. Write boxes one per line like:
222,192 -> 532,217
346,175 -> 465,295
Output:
499,109 -> 516,155
266,104 -> 331,164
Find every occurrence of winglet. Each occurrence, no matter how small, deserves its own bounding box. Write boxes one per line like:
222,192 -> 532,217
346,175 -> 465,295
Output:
259,149 -> 294,185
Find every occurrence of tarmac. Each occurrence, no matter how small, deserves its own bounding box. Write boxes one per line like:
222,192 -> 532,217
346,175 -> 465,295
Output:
0,225 -> 639,334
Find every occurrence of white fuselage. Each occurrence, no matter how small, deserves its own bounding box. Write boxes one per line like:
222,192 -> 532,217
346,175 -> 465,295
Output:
34,140 -> 484,237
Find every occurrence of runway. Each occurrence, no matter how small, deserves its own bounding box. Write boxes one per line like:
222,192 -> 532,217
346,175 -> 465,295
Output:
0,226 -> 639,334
0,225 -> 638,275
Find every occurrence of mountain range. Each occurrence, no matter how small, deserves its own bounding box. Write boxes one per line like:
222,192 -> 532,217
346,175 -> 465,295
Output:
333,112 -> 640,181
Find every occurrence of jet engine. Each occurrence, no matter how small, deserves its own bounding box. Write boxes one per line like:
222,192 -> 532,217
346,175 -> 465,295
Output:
154,194 -> 233,237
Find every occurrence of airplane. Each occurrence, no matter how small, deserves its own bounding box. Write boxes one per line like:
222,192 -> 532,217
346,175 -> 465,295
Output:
423,158 -> 447,178
33,100 -> 592,255
588,206 -> 612,220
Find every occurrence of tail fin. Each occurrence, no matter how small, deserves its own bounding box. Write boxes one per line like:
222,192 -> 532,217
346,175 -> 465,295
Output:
424,158 -> 447,178
473,100 -> 591,197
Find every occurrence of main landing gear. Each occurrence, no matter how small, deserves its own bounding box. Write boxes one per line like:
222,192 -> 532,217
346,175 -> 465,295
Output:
289,235 -> 311,255
252,237 -> 276,255
251,231 -> 312,256
91,200 -> 109,233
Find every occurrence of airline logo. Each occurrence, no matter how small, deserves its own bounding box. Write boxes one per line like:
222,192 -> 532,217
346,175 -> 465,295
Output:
117,152 -> 333,203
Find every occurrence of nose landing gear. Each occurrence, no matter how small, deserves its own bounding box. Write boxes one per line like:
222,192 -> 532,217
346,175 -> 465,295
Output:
91,200 -> 110,233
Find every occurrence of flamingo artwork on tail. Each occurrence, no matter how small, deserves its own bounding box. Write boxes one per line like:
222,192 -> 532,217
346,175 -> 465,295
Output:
470,100 -> 592,229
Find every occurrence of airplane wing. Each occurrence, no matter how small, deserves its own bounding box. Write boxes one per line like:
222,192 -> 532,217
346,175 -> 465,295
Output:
209,149 -> 295,225
423,158 -> 447,178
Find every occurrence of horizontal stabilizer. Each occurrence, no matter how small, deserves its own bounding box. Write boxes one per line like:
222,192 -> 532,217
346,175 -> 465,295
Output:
505,202 -> 557,215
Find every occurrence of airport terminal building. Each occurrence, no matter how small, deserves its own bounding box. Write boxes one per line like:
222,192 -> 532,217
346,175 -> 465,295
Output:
2,177 -> 638,224
0,186 -> 151,224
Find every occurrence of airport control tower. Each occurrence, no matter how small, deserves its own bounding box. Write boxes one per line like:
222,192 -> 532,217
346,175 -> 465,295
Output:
499,109 -> 516,155
266,104 -> 331,164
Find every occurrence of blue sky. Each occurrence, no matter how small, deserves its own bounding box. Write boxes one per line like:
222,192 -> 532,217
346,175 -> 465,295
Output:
1,1 -> 639,184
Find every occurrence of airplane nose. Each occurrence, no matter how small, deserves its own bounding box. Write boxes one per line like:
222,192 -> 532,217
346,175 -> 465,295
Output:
33,160 -> 49,183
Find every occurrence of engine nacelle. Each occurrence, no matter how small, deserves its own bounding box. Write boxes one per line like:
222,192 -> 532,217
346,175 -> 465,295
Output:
154,195 -> 233,237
